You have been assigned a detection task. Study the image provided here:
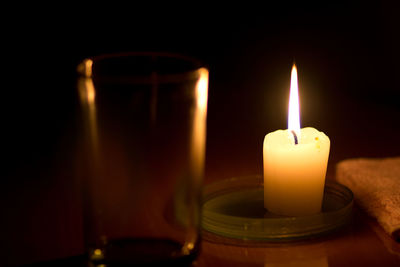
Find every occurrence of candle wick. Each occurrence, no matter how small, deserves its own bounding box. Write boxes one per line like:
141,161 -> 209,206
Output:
291,130 -> 298,145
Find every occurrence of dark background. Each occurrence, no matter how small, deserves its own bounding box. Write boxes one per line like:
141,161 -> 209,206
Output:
2,2 -> 400,266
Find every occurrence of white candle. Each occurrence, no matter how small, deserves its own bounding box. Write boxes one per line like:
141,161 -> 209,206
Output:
263,64 -> 330,216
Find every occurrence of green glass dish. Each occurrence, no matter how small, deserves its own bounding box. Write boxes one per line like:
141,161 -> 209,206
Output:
202,176 -> 353,243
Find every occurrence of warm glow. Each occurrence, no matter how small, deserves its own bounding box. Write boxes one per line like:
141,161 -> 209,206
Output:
82,59 -> 93,77
191,68 -> 209,175
77,62 -> 99,158
86,80 -> 96,103
288,64 -> 301,141
196,68 -> 209,111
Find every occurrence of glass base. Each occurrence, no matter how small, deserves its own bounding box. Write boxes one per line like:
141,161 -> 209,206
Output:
202,176 -> 353,243
89,238 -> 197,266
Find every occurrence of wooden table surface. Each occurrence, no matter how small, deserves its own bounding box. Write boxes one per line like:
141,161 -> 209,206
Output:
197,184 -> 400,267
3,89 -> 399,266
198,206 -> 400,266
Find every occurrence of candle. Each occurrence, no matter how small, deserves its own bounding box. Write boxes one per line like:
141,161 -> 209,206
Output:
263,64 -> 330,216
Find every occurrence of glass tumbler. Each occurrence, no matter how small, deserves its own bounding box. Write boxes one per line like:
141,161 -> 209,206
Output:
76,53 -> 208,266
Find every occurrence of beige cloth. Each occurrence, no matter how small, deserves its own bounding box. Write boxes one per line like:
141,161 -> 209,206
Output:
336,157 -> 400,242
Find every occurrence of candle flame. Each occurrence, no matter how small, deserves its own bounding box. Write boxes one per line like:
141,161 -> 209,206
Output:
288,64 -> 301,141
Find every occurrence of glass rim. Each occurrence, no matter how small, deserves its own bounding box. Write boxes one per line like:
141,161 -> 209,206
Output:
77,52 -> 208,84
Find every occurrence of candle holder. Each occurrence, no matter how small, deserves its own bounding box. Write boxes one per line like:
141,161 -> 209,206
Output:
202,175 -> 353,243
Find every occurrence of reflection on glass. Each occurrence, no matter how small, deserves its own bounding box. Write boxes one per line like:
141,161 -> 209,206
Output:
191,67 -> 209,175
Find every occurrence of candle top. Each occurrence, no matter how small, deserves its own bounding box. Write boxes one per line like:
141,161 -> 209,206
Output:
264,127 -> 330,149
